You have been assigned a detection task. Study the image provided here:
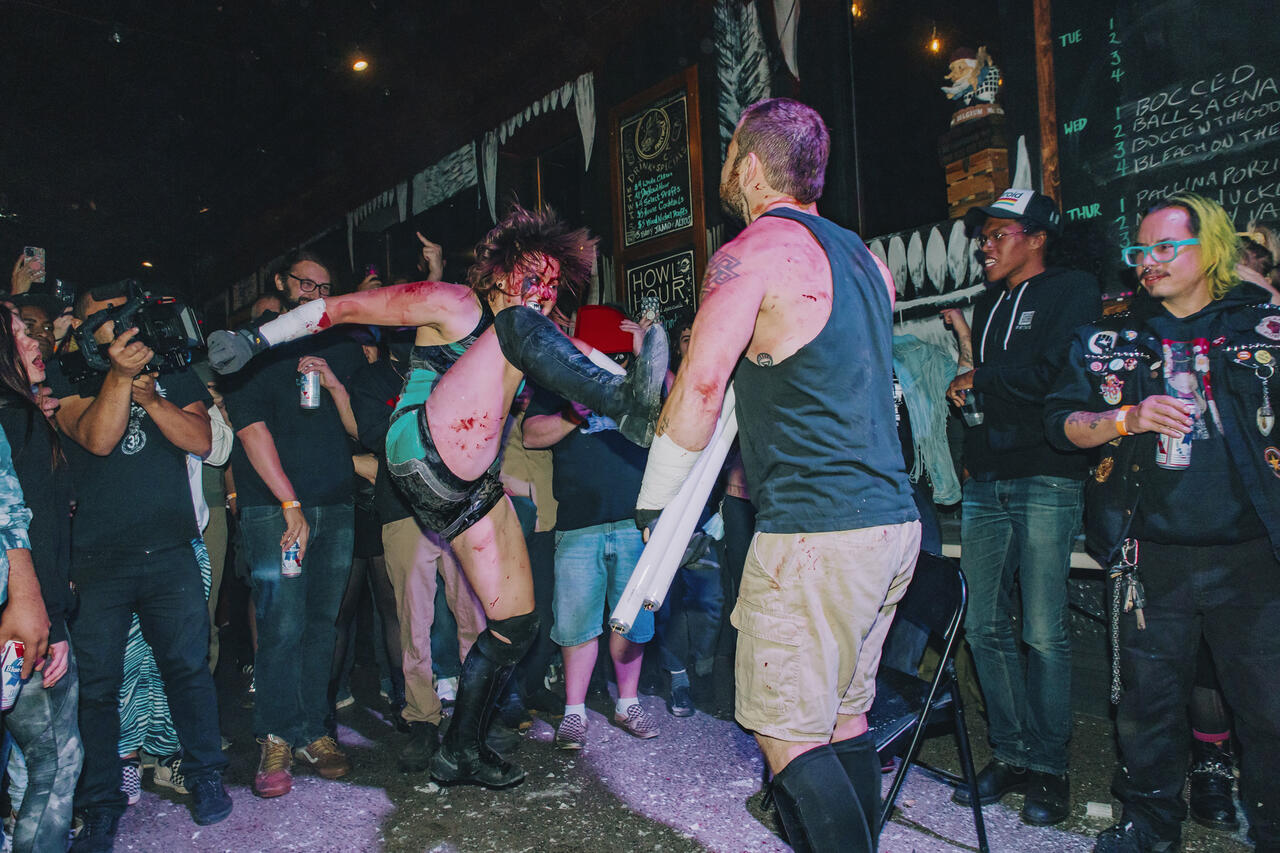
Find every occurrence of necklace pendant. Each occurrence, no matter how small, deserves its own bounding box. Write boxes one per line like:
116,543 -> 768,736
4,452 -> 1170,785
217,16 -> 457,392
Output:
1259,405 -> 1275,437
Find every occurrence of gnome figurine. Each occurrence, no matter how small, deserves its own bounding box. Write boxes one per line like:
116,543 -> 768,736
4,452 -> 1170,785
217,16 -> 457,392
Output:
941,46 -> 1001,107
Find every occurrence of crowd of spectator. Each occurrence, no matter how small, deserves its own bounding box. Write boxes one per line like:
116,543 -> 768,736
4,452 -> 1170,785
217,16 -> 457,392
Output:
0,184 -> 1277,853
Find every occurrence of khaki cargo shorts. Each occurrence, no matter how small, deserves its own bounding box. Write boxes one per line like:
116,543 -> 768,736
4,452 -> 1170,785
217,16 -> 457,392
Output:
731,521 -> 920,742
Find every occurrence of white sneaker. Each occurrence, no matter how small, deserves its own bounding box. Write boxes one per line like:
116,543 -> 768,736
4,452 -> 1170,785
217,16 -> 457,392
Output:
435,676 -> 458,703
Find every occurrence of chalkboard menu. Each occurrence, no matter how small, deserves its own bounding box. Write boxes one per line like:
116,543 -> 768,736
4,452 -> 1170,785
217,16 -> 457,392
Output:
610,67 -> 706,311
619,90 -> 695,247
1053,0 -> 1279,281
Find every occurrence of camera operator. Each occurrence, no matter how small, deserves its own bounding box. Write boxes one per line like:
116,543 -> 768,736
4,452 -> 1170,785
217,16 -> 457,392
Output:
47,287 -> 231,849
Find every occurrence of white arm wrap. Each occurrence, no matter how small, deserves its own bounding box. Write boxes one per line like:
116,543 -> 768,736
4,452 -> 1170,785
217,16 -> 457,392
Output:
636,432 -> 702,510
258,298 -> 329,346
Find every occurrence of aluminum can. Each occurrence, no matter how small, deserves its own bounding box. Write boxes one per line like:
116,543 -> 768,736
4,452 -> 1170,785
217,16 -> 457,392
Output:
1155,432 -> 1192,470
299,370 -> 321,409
1,640 -> 25,711
282,542 -> 302,578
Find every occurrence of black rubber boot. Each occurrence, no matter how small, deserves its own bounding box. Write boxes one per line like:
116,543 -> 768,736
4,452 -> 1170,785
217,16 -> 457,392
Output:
772,745 -> 875,853
832,733 -> 883,848
1188,740 -> 1238,831
429,647 -> 525,789
492,306 -> 667,447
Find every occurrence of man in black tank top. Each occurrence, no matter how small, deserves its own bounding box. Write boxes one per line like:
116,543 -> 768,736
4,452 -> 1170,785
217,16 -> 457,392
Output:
636,99 -> 919,853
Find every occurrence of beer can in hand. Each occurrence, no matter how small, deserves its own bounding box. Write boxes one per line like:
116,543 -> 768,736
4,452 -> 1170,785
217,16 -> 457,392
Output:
299,370 -> 321,409
1,640 -> 25,711
282,542 -> 302,578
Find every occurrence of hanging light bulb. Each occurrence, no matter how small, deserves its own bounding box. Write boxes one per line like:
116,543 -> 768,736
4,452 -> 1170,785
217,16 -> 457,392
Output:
928,26 -> 941,54
352,57 -> 369,72
850,2 -> 864,19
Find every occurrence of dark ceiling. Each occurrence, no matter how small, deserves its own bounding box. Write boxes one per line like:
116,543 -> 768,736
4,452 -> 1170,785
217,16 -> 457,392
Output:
1,0 -> 668,293
3,0 -> 1008,301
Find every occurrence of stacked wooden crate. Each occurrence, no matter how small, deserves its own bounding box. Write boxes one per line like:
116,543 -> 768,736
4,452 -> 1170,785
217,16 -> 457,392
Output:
938,113 -> 1009,219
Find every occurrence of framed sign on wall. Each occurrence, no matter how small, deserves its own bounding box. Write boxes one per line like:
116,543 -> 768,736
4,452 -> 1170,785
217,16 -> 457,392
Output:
610,65 -> 706,326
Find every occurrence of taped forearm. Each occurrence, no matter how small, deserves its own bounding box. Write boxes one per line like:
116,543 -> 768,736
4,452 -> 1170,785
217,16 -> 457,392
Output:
636,433 -> 702,511
257,299 -> 330,346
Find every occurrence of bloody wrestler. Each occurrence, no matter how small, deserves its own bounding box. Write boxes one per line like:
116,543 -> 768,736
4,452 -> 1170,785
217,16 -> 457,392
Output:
635,99 -> 920,851
210,205 -> 667,789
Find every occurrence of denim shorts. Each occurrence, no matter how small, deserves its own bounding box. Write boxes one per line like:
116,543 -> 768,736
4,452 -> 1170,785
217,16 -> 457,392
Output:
551,520 -> 654,646
387,403 -> 504,542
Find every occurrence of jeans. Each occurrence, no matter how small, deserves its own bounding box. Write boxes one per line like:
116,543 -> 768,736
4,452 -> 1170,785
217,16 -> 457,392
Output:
5,645 -> 81,852
1115,537 -> 1280,846
960,475 -> 1083,775
239,503 -> 353,746
655,560 -> 724,676
70,545 -> 225,815
552,521 -> 653,646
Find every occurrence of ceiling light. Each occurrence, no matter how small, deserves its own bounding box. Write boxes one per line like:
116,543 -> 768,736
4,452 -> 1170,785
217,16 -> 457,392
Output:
141,261 -> 154,268
928,26 -> 941,53
352,58 -> 369,72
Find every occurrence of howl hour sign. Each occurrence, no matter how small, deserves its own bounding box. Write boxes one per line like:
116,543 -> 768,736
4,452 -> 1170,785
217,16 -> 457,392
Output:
626,248 -> 696,325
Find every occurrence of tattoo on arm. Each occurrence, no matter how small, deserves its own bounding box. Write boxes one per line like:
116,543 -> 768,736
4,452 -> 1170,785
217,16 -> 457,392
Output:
1067,411 -> 1108,431
957,337 -> 973,370
701,252 -> 743,301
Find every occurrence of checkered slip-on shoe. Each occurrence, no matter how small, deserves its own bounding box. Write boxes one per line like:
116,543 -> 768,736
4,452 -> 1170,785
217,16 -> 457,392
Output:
554,713 -> 587,750
612,704 -> 659,739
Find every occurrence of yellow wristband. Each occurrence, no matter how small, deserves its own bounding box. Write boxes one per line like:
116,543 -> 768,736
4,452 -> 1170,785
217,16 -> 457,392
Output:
281,500 -> 301,510
1114,406 -> 1134,436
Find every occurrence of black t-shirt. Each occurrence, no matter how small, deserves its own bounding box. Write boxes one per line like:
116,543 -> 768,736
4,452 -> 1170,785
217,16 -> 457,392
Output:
526,384 -> 646,531
221,322 -> 362,508
1135,305 -> 1267,544
46,359 -> 209,557
349,357 -> 413,525
0,399 -> 73,642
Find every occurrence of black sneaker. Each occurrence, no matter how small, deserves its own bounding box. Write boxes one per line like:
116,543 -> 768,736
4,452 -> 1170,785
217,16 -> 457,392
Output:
669,684 -> 694,717
398,721 -> 439,773
190,775 -> 233,826
1094,820 -> 1181,852
69,808 -> 119,853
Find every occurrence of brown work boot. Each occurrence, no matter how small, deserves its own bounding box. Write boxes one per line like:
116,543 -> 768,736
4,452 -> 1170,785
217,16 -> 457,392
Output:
294,735 -> 351,779
254,735 -> 293,798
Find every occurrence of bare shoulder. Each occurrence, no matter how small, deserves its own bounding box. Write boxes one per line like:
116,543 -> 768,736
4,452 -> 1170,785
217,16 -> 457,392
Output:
703,217 -> 817,302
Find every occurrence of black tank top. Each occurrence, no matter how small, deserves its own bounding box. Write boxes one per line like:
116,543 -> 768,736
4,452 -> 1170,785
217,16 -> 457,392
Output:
734,208 -> 917,533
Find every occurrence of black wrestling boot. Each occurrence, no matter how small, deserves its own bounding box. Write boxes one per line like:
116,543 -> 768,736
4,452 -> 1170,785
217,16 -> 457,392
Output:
1188,740 -> 1239,831
831,733 -> 884,845
772,746 -> 875,853
429,648 -> 525,789
492,306 -> 667,447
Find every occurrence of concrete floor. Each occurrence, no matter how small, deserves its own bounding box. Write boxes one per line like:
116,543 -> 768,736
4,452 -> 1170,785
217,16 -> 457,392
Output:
105,667 -> 1256,853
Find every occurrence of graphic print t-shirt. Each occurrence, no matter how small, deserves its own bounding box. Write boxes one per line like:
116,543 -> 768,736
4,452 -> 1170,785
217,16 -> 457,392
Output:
47,360 -> 209,557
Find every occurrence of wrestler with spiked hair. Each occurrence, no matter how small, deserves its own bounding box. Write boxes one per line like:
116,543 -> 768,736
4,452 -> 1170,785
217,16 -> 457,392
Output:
210,204 -> 667,789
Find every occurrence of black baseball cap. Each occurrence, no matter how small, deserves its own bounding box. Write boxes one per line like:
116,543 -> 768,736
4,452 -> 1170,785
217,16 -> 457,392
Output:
964,189 -> 1063,237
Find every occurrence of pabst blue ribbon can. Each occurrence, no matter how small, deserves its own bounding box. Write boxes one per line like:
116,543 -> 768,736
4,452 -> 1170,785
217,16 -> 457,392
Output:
1,640 -> 25,711
282,542 -> 302,578
299,371 -> 321,409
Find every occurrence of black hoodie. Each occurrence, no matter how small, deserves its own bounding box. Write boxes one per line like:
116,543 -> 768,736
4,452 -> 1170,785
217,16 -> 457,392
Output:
965,266 -> 1102,481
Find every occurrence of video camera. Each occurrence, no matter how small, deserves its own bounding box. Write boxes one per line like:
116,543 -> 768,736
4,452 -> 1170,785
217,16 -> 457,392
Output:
57,280 -> 204,384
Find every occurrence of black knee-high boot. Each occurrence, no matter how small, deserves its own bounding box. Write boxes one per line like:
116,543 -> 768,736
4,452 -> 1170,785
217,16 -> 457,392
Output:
429,648 -> 524,789
492,306 -> 667,447
772,745 -> 874,853
832,734 -> 884,849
